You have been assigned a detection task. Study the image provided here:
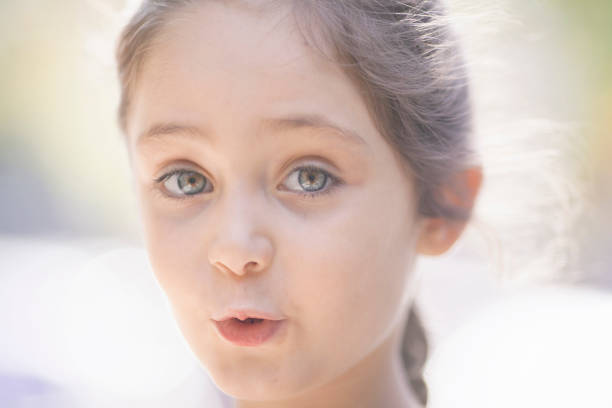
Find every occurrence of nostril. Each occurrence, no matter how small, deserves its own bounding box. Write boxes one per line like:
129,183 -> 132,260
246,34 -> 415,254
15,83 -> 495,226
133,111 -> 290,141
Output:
213,262 -> 232,275
213,261 -> 259,276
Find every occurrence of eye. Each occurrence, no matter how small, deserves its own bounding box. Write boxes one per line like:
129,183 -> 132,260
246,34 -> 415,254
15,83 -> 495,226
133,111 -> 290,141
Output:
281,165 -> 343,199
155,169 -> 212,199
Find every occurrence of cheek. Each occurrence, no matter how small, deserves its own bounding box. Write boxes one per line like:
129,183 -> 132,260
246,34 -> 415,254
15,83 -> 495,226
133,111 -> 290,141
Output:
282,191 -> 417,367
138,198 -> 213,312
139,207 -> 221,365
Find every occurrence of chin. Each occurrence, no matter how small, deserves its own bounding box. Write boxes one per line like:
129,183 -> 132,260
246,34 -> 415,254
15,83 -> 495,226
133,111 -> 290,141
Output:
210,369 -> 292,401
205,355 -> 319,402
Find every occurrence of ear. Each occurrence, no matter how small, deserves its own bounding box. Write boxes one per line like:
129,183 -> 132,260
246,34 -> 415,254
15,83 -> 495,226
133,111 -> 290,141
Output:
416,166 -> 483,256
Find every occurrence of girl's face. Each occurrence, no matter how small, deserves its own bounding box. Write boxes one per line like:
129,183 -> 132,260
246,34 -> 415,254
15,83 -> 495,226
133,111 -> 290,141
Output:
126,1 -> 425,401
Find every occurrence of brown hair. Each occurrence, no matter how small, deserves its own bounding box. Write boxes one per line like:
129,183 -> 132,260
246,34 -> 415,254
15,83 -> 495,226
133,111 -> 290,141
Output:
116,1 -> 477,405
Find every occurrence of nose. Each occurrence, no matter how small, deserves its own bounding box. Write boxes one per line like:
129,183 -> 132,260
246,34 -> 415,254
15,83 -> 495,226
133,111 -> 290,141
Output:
207,189 -> 274,278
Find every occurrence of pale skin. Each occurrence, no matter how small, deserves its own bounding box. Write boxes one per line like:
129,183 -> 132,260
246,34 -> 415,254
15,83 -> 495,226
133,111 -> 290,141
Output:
124,2 -> 481,407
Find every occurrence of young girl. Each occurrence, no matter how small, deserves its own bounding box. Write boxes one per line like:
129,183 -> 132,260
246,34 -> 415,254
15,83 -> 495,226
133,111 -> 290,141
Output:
115,0 -> 482,406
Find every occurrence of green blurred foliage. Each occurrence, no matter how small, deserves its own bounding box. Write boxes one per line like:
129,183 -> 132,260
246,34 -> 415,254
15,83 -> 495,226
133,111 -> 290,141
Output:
551,0 -> 612,171
552,0 -> 612,78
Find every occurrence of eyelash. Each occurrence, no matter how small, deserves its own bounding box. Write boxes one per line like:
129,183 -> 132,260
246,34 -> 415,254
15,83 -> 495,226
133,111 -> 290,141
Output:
153,164 -> 343,201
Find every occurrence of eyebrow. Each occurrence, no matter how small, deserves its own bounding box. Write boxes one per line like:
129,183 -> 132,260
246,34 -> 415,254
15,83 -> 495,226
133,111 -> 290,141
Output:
137,114 -> 368,147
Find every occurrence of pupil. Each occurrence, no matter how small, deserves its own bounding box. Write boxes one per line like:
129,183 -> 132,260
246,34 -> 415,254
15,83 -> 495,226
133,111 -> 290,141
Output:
299,169 -> 326,192
178,172 -> 205,194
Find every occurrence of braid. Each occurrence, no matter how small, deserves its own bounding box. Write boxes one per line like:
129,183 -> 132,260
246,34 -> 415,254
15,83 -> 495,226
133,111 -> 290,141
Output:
401,305 -> 429,406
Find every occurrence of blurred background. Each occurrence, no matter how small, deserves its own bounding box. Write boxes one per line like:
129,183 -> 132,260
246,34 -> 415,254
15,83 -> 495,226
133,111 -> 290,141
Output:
0,0 -> 610,407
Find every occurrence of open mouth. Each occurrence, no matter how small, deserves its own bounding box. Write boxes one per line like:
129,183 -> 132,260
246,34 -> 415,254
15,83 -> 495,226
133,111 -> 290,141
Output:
235,317 -> 264,324
213,317 -> 285,347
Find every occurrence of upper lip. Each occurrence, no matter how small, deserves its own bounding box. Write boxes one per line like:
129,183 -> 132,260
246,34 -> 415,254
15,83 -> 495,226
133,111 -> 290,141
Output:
212,308 -> 286,322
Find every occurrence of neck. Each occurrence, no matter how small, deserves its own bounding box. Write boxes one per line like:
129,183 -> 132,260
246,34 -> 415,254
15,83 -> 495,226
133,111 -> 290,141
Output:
234,321 -> 420,408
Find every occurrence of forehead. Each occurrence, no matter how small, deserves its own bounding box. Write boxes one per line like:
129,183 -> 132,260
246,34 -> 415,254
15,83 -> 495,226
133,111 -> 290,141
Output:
127,1 -> 381,151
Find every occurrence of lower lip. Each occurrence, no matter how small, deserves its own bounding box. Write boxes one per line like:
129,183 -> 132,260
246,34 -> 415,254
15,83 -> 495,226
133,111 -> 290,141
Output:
213,318 -> 286,347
